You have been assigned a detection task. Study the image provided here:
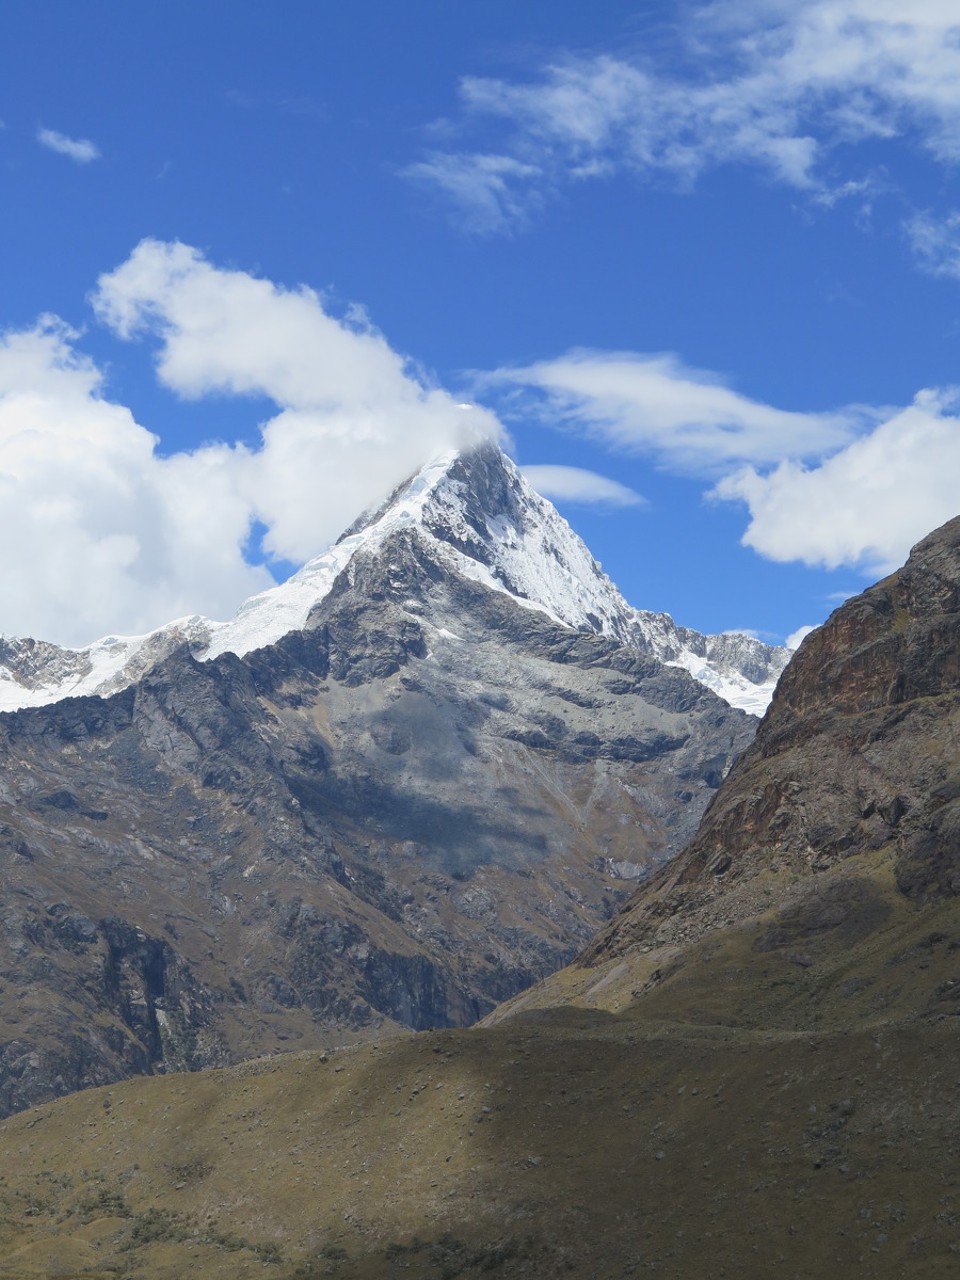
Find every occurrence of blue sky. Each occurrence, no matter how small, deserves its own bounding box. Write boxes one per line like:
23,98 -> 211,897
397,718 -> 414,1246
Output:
2,1 -> 960,648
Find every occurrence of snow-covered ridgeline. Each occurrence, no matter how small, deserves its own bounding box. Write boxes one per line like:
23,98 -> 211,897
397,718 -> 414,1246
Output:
0,445 -> 790,714
399,447 -> 790,710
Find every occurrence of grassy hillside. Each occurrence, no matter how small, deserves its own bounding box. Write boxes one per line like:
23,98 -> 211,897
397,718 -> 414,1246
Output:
2,949 -> 960,1280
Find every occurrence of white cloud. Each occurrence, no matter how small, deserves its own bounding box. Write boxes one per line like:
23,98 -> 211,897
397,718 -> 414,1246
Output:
36,127 -> 100,163
0,319 -> 268,646
494,347 -> 960,576
905,209 -> 960,278
411,1 -> 960,229
0,241 -> 502,647
490,350 -> 863,470
92,239 -> 501,565
713,388 -> 960,573
403,153 -> 542,234
7,237 -> 953,648
785,624 -> 817,649
520,464 -> 644,507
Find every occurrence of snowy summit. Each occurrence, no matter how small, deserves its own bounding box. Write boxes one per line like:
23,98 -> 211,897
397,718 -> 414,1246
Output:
0,446 -> 789,716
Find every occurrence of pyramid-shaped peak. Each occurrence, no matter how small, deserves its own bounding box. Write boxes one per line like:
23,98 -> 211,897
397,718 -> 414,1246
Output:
336,442 -> 522,543
334,442 -> 641,641
0,441 -> 789,715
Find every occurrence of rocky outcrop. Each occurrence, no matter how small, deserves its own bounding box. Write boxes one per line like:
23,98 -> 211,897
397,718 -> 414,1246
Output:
581,513 -> 960,967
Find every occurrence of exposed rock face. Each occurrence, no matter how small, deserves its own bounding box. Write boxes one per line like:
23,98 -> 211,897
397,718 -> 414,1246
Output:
580,513 -> 960,969
0,451 -> 754,1116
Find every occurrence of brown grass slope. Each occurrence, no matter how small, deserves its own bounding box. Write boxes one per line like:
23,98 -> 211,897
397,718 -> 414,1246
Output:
2,517 -> 960,1278
1,1011 -> 959,1279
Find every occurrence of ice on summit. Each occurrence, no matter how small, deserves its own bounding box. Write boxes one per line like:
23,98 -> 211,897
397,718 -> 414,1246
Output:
0,445 -> 789,714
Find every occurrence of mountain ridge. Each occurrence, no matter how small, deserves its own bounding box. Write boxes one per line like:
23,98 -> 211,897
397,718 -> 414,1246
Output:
0,444 -> 789,715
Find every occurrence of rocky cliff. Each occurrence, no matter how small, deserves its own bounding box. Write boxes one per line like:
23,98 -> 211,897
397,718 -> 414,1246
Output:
588,513 -> 960,953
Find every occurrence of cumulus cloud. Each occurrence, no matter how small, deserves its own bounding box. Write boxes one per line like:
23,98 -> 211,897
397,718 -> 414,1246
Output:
7,237 -> 953,648
36,127 -> 100,163
713,389 -> 960,573
785,624 -> 817,649
0,319 -> 268,646
520,464 -> 644,507
92,239 -> 500,565
410,1 -> 960,230
0,241 -> 502,646
490,350 -> 864,471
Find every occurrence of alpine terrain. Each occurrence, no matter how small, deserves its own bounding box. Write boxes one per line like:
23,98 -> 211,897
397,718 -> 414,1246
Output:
0,496 -> 958,1278
0,445 -> 788,717
0,444 -> 781,1117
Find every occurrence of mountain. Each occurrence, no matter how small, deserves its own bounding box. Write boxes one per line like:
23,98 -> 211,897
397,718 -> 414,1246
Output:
0,444 -> 758,1117
0,514 -> 958,1278
0,444 -> 789,715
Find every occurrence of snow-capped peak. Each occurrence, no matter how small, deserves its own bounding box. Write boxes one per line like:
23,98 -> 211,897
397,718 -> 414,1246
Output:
0,444 -> 789,714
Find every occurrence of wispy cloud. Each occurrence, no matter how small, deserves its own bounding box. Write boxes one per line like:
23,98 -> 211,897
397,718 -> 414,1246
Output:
905,209 -> 960,279
487,350 -> 867,471
520,464 -> 644,508
403,153 -> 542,235
409,1 -> 960,231
37,126 -> 100,164
225,89 -> 328,120
491,348 -> 960,576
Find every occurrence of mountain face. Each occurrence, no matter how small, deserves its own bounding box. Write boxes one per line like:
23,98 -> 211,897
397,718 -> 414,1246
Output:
0,444 -> 788,715
0,445 -> 757,1117
498,511 -> 960,1033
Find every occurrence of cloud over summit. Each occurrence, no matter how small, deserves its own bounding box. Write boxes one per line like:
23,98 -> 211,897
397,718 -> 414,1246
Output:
93,240 -> 502,565
0,242 -> 500,646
